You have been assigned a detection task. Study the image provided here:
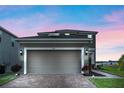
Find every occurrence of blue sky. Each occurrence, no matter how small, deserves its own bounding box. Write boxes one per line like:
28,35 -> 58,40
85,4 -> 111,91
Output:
0,6 -> 124,24
0,5 -> 124,61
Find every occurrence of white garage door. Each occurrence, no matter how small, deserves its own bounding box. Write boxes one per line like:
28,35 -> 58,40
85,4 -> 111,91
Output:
27,50 -> 81,74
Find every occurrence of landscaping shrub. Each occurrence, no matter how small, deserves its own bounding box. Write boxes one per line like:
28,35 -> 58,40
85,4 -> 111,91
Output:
97,65 -> 103,70
0,64 -> 5,74
119,66 -> 124,71
11,64 -> 22,73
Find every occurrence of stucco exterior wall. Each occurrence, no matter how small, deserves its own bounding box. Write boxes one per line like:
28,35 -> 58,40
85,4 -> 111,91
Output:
19,41 -> 96,70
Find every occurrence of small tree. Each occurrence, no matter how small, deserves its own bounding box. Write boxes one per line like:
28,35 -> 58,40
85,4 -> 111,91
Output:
118,55 -> 124,70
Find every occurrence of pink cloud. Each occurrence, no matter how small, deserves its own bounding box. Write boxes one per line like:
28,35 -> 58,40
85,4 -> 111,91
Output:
0,13 -> 58,37
0,21 -> 88,37
0,12 -> 92,37
104,10 -> 124,23
96,30 -> 124,48
96,52 -> 123,61
96,23 -> 124,61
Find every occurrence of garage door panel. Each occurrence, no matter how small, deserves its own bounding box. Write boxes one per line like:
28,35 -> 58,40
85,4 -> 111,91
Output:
27,50 -> 81,74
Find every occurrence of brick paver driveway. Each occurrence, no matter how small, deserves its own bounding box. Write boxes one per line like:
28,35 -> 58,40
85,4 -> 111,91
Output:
1,74 -> 96,88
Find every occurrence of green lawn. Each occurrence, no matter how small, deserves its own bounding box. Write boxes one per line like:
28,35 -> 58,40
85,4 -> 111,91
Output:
0,73 -> 16,86
90,78 -> 124,88
100,65 -> 124,77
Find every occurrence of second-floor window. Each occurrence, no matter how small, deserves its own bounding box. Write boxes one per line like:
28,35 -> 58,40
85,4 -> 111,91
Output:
0,36 -> 1,43
12,41 -> 14,47
0,31 -> 2,43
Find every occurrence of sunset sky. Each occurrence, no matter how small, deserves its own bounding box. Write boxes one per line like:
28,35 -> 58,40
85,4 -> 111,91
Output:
0,5 -> 124,61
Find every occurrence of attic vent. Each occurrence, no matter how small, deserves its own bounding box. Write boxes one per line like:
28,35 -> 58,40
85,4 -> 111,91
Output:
88,34 -> 92,38
64,33 -> 70,36
48,33 -> 60,36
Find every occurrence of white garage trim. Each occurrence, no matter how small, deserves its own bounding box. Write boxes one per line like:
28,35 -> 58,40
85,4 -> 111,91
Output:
20,41 -> 90,44
17,38 -> 93,40
24,47 -> 84,74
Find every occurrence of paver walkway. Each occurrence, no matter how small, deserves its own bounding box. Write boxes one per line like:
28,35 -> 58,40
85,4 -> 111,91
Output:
92,70 -> 122,78
1,74 -> 96,88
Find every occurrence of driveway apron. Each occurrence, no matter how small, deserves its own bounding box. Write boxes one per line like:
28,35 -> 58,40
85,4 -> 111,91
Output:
1,74 -> 96,88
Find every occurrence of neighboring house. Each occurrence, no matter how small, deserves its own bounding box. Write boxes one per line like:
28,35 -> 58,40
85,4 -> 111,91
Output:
16,29 -> 98,74
96,60 -> 118,66
0,26 -> 20,71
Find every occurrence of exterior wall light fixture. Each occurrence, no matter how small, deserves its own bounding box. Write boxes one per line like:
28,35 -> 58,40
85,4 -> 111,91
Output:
85,48 -> 89,55
20,50 -> 23,55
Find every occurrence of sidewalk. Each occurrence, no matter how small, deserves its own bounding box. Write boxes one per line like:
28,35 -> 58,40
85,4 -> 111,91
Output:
92,70 -> 122,78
